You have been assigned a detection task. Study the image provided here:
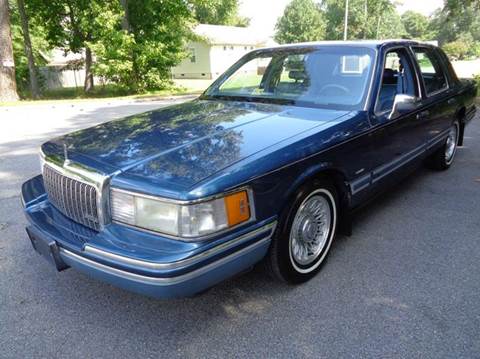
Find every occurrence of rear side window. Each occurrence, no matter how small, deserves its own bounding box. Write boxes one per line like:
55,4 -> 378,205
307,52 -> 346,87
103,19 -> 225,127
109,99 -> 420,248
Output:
436,48 -> 459,84
412,47 -> 448,95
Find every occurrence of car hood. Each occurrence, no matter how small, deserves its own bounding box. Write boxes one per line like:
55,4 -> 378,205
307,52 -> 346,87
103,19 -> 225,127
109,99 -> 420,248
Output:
42,100 -> 349,192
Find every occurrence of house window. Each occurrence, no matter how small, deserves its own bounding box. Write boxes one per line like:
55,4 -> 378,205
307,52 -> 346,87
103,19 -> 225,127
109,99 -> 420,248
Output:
223,46 -> 227,51
188,48 -> 196,63
230,46 -> 234,50
244,46 -> 248,51
250,46 -> 254,50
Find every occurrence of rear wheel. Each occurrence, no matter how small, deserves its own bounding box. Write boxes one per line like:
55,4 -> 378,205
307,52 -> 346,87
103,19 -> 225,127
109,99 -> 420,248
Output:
268,179 -> 338,284
427,121 -> 459,170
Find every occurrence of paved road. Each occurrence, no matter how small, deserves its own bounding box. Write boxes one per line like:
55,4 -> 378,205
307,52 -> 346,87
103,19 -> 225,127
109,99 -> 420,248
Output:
1,98 -> 479,358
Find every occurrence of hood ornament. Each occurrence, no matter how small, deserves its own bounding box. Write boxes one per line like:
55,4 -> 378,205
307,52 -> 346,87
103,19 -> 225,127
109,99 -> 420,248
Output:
63,143 -> 71,166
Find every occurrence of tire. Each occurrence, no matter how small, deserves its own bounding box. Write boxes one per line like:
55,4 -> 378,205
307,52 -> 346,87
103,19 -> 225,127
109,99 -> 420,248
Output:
267,178 -> 338,284
427,121 -> 460,171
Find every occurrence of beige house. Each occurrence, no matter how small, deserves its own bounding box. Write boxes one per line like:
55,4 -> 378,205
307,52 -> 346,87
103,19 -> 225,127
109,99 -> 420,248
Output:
172,24 -> 274,80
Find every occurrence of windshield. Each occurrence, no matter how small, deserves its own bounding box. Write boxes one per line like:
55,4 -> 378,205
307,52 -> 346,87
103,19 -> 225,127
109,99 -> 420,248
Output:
203,46 -> 376,110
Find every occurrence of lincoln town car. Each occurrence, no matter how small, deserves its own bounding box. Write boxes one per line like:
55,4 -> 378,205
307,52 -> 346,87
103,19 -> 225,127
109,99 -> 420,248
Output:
22,40 -> 477,298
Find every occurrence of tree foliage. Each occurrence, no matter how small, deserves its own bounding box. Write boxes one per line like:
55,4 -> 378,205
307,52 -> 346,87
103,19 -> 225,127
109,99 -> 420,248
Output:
91,0 -> 194,91
401,10 -> 430,40
322,0 -> 405,40
8,0 -> 48,96
444,0 -> 480,14
442,33 -> 480,60
274,0 -> 326,44
429,1 -> 480,59
192,0 -> 249,27
24,0 -> 121,92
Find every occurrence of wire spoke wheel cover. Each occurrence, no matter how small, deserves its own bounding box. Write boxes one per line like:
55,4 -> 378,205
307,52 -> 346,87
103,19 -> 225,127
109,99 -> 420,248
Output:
445,123 -> 459,165
289,189 -> 336,273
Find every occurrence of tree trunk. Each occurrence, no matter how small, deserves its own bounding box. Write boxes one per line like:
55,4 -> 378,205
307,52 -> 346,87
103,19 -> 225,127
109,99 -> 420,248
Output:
17,0 -> 39,99
84,46 -> 94,93
0,0 -> 19,101
119,0 -> 137,90
120,0 -> 130,32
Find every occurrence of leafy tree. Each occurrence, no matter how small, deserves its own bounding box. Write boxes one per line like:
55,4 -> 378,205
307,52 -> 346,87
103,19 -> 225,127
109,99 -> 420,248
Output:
442,39 -> 471,60
92,0 -> 195,91
442,33 -> 480,60
9,0 -> 50,97
192,0 -> 249,27
15,0 -> 39,98
323,0 -> 405,40
429,3 -> 480,45
429,1 -> 480,60
444,0 -> 480,14
26,0 -> 120,93
0,0 -> 19,101
401,10 -> 430,40
274,0 -> 326,44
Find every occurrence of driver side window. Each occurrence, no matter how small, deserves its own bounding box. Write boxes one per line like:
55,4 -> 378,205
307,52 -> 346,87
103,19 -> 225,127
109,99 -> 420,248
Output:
376,49 -> 418,114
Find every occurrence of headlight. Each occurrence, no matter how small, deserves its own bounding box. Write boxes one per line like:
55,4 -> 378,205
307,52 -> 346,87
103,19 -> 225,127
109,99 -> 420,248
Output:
110,188 -> 252,239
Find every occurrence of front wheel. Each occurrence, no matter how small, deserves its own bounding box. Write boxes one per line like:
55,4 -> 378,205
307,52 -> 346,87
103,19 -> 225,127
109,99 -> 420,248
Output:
427,121 -> 460,170
267,179 -> 338,284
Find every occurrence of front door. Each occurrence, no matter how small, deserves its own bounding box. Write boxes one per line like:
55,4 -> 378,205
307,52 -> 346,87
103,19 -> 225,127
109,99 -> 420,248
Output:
369,46 -> 426,188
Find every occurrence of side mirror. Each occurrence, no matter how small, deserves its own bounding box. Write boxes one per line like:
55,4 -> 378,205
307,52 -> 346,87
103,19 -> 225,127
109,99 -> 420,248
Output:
389,94 -> 418,119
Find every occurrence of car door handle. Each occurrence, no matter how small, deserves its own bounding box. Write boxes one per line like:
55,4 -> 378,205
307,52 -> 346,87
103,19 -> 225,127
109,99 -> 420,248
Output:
416,110 -> 430,120
447,98 -> 456,105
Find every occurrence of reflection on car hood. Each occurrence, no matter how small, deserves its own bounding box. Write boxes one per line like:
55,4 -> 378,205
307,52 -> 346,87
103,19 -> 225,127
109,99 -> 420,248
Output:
43,100 -> 349,190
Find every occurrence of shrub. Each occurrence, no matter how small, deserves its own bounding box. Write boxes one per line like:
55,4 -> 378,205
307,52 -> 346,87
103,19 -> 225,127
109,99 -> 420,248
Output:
443,41 -> 471,61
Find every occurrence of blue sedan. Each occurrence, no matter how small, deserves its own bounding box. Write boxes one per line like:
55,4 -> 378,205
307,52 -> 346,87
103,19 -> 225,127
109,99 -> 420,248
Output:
22,40 -> 477,298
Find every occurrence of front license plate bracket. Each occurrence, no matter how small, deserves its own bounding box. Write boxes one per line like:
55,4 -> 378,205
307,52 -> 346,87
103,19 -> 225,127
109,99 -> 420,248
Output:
26,228 -> 69,271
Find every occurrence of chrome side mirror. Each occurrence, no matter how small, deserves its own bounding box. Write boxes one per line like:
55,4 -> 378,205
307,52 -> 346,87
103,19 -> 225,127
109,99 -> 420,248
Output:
389,94 -> 418,119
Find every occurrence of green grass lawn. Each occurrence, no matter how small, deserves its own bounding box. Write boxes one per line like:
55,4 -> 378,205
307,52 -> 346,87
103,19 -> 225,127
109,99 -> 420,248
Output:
42,84 -> 205,99
0,84 -> 203,107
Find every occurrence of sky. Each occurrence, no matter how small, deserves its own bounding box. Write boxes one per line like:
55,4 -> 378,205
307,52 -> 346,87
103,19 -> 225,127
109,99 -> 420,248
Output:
238,0 -> 444,37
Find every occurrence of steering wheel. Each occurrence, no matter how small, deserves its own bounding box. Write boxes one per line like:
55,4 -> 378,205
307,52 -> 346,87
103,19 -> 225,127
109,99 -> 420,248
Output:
318,84 -> 349,96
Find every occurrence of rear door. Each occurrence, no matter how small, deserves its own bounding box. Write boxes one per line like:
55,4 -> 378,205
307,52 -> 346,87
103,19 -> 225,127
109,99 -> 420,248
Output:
410,46 -> 456,149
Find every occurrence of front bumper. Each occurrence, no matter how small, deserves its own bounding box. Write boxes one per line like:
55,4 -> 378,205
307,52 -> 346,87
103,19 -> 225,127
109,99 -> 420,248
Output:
22,175 -> 276,298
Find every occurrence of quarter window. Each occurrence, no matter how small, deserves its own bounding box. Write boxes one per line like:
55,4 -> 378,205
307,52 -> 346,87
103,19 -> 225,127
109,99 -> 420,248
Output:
412,47 -> 448,95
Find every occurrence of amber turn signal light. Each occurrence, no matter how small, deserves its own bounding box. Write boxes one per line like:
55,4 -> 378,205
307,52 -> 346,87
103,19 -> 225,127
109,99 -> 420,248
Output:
224,191 -> 250,227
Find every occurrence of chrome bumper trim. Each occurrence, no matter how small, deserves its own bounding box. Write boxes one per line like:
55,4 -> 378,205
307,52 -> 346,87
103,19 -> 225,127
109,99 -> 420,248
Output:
83,221 -> 277,271
60,231 -> 274,286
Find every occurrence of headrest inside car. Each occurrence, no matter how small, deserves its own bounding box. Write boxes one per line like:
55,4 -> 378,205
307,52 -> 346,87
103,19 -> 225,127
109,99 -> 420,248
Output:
382,68 -> 398,85
289,70 -> 308,81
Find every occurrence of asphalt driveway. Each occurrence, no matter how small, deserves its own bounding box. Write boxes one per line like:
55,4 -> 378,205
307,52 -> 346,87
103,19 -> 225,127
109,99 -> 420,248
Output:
1,98 -> 479,358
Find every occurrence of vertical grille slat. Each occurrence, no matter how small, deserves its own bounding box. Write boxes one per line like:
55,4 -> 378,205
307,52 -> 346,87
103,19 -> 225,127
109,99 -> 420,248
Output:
43,165 -> 101,231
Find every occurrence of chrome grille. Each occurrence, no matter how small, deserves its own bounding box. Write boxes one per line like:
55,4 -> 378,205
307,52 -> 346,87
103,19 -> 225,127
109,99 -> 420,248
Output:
43,164 -> 100,231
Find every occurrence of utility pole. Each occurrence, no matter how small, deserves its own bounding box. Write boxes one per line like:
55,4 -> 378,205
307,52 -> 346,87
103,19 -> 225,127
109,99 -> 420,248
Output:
343,0 -> 349,41
363,0 -> 368,39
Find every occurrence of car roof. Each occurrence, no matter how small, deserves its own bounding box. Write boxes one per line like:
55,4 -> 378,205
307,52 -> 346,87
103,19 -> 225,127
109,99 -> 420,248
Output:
259,39 -> 437,51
